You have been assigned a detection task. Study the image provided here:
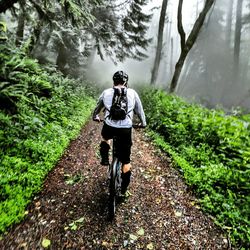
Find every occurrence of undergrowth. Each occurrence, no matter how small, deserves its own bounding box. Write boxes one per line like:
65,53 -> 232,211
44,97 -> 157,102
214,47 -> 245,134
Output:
0,45 -> 95,233
140,87 -> 250,249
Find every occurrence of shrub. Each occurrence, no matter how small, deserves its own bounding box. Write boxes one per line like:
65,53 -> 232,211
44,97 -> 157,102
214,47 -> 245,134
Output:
0,45 -> 95,232
140,87 -> 250,248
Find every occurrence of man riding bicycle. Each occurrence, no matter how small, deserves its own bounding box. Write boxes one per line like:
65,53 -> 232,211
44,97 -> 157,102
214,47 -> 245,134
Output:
93,70 -> 146,196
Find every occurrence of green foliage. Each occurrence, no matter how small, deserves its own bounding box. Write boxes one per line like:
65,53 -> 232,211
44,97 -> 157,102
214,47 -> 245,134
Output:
0,45 -> 95,233
140,87 -> 250,248
60,0 -> 99,26
0,45 -> 52,112
0,21 -> 7,41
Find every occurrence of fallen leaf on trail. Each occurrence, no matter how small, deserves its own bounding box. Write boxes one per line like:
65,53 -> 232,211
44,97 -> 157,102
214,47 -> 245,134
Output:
190,201 -> 195,206
174,211 -> 182,217
123,240 -> 129,247
156,198 -> 161,204
75,217 -> 84,223
35,201 -> 41,210
102,241 -> 109,246
41,238 -> 51,248
20,242 -> 27,249
147,242 -> 154,249
129,234 -> 138,241
137,228 -> 145,236
143,174 -> 151,179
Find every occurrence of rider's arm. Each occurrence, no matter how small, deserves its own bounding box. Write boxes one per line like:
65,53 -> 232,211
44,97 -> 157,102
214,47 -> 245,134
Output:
92,93 -> 104,121
134,92 -> 147,127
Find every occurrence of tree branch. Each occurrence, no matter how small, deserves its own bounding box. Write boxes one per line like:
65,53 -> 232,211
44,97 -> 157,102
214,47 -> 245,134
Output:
185,0 -> 215,52
169,0 -> 215,93
177,0 -> 185,51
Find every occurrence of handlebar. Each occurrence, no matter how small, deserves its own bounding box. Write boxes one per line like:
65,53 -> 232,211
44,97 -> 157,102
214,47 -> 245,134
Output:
132,124 -> 146,129
93,118 -> 145,129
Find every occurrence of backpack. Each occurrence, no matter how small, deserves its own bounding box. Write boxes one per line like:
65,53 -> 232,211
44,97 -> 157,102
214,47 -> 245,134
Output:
109,87 -> 128,120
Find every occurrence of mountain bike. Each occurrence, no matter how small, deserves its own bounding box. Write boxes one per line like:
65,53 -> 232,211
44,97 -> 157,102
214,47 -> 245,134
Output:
108,124 -> 143,221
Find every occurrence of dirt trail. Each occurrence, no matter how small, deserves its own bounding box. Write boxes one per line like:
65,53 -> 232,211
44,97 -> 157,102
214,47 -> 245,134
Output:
0,121 -> 229,249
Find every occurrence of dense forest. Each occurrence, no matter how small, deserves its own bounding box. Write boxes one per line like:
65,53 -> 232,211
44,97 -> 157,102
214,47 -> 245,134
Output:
0,0 -> 250,249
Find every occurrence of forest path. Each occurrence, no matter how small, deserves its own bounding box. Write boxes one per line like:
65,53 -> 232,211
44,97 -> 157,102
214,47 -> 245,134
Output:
0,121 -> 228,250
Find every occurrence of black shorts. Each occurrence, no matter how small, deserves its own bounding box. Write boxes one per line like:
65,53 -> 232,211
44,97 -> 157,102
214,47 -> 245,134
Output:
101,123 -> 132,164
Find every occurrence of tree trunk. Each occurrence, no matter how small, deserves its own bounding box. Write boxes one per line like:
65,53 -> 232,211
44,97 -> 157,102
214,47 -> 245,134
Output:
177,0 -> 185,51
166,11 -> 173,78
56,42 -> 68,74
226,0 -> 234,48
170,37 -> 174,76
196,0 -> 199,19
150,0 -> 168,85
169,0 -> 215,93
234,0 -> 243,81
15,0 -> 25,46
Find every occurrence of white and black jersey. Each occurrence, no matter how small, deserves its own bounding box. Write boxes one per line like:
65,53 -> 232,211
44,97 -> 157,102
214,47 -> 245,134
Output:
93,86 -> 147,128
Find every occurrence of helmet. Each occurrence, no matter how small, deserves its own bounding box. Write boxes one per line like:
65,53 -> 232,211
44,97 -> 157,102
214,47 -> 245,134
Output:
112,71 -> 128,85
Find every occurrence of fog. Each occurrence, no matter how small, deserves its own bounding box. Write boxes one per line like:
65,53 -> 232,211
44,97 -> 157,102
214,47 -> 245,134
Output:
2,0 -> 249,112
88,0 -> 250,112
176,0 -> 250,112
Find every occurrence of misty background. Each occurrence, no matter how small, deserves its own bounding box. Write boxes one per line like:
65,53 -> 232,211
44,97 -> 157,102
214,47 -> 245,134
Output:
1,0 -> 250,112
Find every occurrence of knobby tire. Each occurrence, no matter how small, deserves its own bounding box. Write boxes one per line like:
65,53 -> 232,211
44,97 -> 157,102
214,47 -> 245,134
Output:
108,159 -> 117,221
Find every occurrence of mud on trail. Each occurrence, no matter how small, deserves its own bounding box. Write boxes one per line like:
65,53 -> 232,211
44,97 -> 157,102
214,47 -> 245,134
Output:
0,121 -> 229,250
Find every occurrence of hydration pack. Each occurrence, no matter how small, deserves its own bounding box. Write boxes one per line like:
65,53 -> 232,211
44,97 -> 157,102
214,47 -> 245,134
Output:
109,87 -> 128,120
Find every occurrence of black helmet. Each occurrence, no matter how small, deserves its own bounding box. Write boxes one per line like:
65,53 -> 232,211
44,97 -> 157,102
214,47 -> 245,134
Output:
113,71 -> 128,85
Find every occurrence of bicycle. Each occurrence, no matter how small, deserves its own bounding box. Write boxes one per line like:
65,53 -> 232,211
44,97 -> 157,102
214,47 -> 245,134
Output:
107,124 -> 143,221
94,119 -> 144,220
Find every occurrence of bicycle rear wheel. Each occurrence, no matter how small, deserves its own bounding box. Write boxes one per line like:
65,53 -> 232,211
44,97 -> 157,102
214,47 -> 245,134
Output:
108,160 -> 116,220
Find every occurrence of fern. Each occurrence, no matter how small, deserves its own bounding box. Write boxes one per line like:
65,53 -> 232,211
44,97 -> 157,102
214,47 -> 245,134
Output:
0,43 -> 95,234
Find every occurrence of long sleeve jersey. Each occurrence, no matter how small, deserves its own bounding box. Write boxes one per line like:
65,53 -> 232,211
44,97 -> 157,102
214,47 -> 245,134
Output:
92,87 -> 147,128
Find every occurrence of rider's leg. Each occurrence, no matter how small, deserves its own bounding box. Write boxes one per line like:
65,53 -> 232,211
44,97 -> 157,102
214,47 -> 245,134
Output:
118,127 -> 132,195
100,123 -> 113,166
100,139 -> 110,165
121,165 -> 131,195
121,163 -> 132,194
122,163 -> 131,173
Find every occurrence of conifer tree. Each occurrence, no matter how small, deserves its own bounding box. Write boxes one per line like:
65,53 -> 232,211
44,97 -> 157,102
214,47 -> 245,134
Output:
121,0 -> 152,61
92,0 -> 152,63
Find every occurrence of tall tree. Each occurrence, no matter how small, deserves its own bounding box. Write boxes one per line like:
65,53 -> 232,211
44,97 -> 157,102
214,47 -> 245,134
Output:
117,0 -> 152,61
169,0 -> 215,93
87,0 -> 152,64
2,0 -> 152,77
226,0 -> 234,49
234,0 -> 243,81
15,0 -> 26,46
150,0 -> 168,85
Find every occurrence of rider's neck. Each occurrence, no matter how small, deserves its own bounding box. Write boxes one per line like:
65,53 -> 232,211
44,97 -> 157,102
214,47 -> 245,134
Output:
114,84 -> 126,88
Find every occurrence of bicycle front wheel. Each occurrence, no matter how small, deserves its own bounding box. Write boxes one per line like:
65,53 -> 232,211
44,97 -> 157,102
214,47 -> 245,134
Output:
108,158 -> 120,220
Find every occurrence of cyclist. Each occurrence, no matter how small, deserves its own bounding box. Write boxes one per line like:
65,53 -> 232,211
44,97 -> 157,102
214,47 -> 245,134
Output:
93,70 -> 146,196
